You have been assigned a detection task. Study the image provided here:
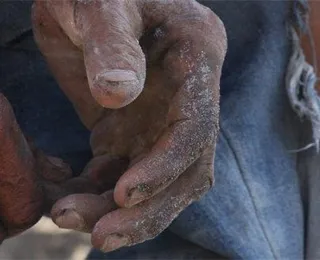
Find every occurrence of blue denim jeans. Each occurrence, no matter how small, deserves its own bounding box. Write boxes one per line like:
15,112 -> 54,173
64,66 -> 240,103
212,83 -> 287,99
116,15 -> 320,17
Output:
1,1 -> 320,259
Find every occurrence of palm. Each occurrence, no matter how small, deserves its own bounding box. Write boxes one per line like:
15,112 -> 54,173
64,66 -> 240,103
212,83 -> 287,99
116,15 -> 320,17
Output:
90,68 -> 174,163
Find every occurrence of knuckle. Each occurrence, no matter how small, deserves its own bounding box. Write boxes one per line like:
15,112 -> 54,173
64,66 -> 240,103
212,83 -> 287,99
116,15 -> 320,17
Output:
193,5 -> 227,60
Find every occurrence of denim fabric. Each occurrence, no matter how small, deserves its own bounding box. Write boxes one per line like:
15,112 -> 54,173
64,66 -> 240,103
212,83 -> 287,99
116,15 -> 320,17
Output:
0,1 -> 32,46
1,1 -> 319,259
88,231 -> 223,260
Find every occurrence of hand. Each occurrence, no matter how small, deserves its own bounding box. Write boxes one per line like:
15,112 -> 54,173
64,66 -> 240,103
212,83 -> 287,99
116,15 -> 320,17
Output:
32,0 -> 227,252
0,93 -> 80,240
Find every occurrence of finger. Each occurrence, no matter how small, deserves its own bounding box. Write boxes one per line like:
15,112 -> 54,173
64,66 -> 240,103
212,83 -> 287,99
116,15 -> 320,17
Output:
36,0 -> 146,109
91,153 -> 213,252
81,154 -> 129,191
70,0 -> 146,109
40,0 -> 81,47
41,176 -> 99,213
0,94 -> 43,235
114,4 -> 226,207
41,155 -> 128,212
35,153 -> 73,183
27,138 -> 73,183
49,154 -> 129,231
51,191 -> 117,233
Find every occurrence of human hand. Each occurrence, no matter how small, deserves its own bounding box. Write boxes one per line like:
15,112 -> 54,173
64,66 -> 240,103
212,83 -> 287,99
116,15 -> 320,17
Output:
0,93 -> 83,240
32,0 -> 227,252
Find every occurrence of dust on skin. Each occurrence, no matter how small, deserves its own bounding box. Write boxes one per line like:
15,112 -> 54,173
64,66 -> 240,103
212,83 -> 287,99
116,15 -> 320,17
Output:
32,0 -> 227,252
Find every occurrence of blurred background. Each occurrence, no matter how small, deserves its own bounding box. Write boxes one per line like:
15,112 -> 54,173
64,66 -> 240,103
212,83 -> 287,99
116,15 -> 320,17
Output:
0,217 -> 92,259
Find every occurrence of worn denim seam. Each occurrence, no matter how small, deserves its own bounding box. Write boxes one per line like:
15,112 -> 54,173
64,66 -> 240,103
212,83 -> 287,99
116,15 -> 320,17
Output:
219,127 -> 278,260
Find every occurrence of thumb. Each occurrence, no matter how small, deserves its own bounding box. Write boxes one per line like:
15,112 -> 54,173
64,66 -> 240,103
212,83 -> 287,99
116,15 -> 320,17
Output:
39,0 -> 146,109
76,0 -> 146,109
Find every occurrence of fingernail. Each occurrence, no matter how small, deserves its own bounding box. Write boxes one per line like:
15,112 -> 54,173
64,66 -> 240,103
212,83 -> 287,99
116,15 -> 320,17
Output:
55,209 -> 84,230
92,70 -> 140,109
125,190 -> 143,208
125,184 -> 151,207
102,233 -> 130,252
98,70 -> 138,82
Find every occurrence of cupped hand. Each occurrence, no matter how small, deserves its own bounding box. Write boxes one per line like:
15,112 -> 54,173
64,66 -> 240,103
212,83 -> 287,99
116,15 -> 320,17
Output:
32,0 -> 227,252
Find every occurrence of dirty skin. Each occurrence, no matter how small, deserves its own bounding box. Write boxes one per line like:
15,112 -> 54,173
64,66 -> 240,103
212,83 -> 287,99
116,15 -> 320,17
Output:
0,0 -> 227,253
